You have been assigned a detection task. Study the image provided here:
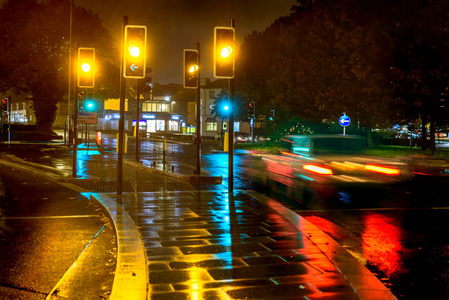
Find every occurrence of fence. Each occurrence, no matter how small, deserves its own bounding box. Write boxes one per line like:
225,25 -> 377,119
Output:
139,136 -> 197,174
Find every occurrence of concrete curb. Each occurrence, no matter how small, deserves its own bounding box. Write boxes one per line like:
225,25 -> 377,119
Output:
124,159 -> 222,184
86,193 -> 147,300
243,190 -> 397,300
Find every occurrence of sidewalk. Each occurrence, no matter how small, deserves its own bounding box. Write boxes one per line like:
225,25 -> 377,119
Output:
0,148 -> 396,300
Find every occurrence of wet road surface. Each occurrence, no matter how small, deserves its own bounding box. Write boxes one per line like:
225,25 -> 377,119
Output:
3,138 -> 449,298
202,150 -> 449,299
0,163 -> 116,299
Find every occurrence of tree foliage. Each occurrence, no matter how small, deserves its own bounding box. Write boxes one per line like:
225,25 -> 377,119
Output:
236,0 -> 449,141
0,0 -> 119,131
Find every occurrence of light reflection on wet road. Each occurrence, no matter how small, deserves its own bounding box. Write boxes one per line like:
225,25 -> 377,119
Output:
202,150 -> 449,299
3,137 -> 449,299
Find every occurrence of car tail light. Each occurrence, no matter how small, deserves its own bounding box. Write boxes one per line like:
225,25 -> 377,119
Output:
303,164 -> 333,175
364,164 -> 400,176
280,151 -> 302,158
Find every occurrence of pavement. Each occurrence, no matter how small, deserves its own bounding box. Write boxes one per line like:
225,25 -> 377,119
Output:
0,143 -> 397,300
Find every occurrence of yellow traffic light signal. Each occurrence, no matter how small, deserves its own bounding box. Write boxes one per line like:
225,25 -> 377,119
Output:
77,48 -> 95,88
124,25 -> 147,78
214,27 -> 235,78
183,49 -> 199,88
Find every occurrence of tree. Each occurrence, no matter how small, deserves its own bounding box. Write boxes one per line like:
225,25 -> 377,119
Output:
272,1 -> 398,132
0,0 -> 119,131
387,0 -> 449,149
236,0 -> 449,148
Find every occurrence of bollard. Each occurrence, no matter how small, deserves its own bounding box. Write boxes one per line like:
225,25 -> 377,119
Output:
162,138 -> 166,170
153,148 -> 156,168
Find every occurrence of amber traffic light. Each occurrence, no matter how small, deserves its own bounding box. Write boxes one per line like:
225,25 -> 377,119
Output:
77,48 -> 95,88
214,27 -> 235,78
124,25 -> 147,79
183,49 -> 199,88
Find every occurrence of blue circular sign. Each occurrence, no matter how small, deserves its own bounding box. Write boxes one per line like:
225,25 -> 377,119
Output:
339,115 -> 351,127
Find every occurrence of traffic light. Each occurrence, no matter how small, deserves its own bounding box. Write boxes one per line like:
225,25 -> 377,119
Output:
144,68 -> 152,91
84,99 -> 97,112
1,98 -> 8,111
77,48 -> 95,88
214,27 -> 235,78
269,109 -> 275,121
183,49 -> 199,89
124,25 -> 147,78
144,77 -> 152,92
221,102 -> 232,115
248,102 -> 255,117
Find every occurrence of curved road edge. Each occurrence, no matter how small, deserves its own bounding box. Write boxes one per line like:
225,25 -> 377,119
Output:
243,190 -> 397,300
0,155 -> 395,299
85,193 -> 147,300
0,158 -> 148,300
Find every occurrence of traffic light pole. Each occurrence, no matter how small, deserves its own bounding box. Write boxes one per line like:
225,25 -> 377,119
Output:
228,19 -> 235,194
136,79 -> 141,162
7,96 -> 11,144
117,16 -> 128,196
72,84 -> 78,177
196,42 -> 201,175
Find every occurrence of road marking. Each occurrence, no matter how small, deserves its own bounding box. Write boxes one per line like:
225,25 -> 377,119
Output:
0,215 -> 100,220
46,225 -> 106,300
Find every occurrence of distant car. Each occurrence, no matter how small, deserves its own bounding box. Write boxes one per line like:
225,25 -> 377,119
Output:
395,130 -> 421,139
255,135 -> 270,143
235,132 -> 251,143
215,132 -> 252,143
259,134 -> 412,203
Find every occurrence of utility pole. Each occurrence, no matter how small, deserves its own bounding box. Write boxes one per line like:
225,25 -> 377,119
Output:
117,16 -> 128,196
228,18 -> 235,194
196,42 -> 201,175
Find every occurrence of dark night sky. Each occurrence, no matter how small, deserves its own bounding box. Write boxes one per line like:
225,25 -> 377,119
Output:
75,0 -> 296,84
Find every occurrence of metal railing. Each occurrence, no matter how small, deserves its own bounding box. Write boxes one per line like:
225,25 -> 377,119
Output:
139,135 -> 197,173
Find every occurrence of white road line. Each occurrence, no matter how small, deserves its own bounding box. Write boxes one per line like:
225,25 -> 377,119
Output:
46,225 -> 106,300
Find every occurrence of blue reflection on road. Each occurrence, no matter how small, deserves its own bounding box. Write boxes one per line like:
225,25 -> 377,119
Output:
202,150 -> 251,189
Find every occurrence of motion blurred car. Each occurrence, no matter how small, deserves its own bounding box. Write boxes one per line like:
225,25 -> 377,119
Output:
235,132 -> 251,143
259,134 -> 413,203
216,132 -> 252,143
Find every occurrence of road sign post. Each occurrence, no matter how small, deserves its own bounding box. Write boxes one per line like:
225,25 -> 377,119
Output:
339,113 -> 351,135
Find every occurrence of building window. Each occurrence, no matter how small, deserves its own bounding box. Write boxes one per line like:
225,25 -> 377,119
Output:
169,120 -> 179,131
157,120 -> 165,131
206,122 -> 217,131
142,102 -> 169,112
160,103 -> 168,112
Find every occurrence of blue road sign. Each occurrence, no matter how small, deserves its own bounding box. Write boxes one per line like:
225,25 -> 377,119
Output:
339,114 -> 351,127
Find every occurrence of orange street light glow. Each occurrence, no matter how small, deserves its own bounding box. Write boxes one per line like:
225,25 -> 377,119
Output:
129,45 -> 141,57
220,46 -> 232,58
188,64 -> 199,73
81,63 -> 91,72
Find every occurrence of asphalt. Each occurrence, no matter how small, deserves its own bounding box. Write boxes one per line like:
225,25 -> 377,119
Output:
0,144 -> 397,300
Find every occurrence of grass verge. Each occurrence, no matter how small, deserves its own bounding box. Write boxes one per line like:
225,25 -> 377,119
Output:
235,143 -> 449,160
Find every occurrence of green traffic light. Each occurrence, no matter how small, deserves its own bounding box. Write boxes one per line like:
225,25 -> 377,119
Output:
85,100 -> 96,112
